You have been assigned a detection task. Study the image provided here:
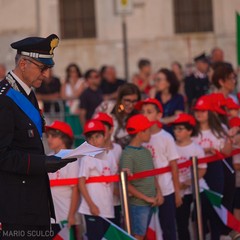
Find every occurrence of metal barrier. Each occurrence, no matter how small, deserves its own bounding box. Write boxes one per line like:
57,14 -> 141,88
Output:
119,171 -> 132,235
191,156 -> 204,240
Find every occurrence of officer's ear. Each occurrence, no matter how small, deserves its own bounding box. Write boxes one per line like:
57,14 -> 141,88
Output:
19,57 -> 27,72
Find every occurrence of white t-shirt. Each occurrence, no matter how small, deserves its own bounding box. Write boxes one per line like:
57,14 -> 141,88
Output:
143,129 -> 179,196
192,129 -> 226,156
106,143 -> 122,206
49,160 -> 80,223
176,142 -> 207,196
78,151 -> 118,218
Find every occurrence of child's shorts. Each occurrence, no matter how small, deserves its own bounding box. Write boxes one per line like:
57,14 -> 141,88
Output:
130,204 -> 152,236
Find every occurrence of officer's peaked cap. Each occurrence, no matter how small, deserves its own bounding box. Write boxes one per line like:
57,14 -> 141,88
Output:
11,34 -> 59,66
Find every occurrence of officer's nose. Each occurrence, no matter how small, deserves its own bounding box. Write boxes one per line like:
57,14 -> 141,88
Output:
41,68 -> 51,78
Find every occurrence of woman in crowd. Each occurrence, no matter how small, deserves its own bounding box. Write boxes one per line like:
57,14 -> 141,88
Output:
132,58 -> 153,99
61,63 -> 87,147
112,83 -> 141,148
153,68 -> 185,134
212,63 -> 238,103
61,63 -> 86,114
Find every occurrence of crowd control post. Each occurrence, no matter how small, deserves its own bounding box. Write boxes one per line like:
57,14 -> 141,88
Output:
191,156 -> 204,240
119,170 -> 132,235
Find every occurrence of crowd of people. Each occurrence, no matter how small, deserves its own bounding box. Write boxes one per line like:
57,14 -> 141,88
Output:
37,47 -> 240,240
1,36 -> 240,240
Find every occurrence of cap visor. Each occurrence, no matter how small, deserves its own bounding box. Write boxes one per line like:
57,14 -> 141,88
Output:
34,57 -> 54,67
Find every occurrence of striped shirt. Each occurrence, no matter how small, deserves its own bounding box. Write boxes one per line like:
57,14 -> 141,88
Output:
120,146 -> 156,206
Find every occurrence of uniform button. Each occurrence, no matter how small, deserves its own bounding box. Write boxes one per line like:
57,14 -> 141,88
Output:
22,180 -> 26,184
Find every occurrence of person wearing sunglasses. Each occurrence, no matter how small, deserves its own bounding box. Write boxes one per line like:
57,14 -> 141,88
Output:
0,35 -> 76,239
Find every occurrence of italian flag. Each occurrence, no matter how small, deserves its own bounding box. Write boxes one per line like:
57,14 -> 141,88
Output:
146,207 -> 163,240
101,217 -> 135,240
53,220 -> 75,240
204,189 -> 240,233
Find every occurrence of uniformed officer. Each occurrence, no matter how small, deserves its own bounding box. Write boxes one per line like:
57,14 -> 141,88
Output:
184,53 -> 210,109
0,34 -> 76,239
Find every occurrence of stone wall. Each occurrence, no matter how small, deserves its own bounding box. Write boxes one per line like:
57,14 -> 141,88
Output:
0,0 -> 239,80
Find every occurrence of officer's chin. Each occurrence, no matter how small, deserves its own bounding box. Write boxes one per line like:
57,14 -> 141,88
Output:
32,79 -> 43,88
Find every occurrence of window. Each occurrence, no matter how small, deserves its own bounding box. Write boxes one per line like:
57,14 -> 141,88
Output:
174,0 -> 213,33
59,0 -> 96,39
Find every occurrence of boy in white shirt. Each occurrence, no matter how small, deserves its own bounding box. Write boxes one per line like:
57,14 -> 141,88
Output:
46,121 -> 80,237
92,112 -> 122,226
78,119 -> 117,240
136,98 -> 181,240
170,113 -> 207,240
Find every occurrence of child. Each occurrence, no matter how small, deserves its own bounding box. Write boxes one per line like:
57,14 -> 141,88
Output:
192,95 -> 232,239
45,121 -> 80,237
92,112 -> 122,227
120,114 -> 163,240
171,113 -> 207,240
136,98 -> 181,240
78,119 -> 118,240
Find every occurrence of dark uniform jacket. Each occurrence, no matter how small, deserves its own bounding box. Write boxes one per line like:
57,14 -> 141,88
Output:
185,72 -> 210,108
0,74 -> 55,226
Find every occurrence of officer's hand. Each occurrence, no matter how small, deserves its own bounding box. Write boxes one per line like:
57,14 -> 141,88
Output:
45,156 -> 77,173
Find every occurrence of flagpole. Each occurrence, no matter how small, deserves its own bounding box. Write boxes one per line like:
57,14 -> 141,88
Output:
191,156 -> 204,240
119,170 -> 132,235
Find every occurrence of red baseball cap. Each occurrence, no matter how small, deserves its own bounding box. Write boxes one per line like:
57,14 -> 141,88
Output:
171,113 -> 196,127
193,95 -> 213,111
135,98 -> 163,113
193,95 -> 227,115
92,112 -> 114,127
83,119 -> 106,135
225,98 -> 240,110
229,117 -> 240,128
209,93 -> 227,107
126,114 -> 155,134
45,120 -> 74,139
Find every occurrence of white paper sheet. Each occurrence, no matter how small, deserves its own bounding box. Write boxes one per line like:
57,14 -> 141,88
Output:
55,141 -> 105,159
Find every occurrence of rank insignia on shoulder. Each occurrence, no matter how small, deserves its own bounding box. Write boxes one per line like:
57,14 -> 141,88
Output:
0,80 -> 10,96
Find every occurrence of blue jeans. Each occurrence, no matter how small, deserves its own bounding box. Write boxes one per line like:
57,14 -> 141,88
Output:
130,204 -> 152,236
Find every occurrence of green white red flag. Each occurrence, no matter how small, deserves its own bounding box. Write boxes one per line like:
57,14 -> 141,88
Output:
204,189 -> 240,233
53,220 -> 75,240
101,217 -> 136,240
146,207 -> 163,240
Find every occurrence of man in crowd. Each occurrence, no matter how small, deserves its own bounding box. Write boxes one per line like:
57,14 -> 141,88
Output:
211,47 -> 224,63
79,69 -> 103,126
185,53 -> 210,108
100,65 -> 125,100
35,68 -> 61,114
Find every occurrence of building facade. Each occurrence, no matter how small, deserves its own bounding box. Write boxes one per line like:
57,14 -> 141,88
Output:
0,0 -> 239,80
